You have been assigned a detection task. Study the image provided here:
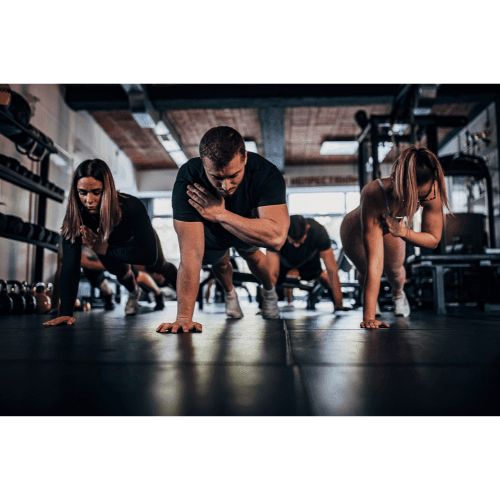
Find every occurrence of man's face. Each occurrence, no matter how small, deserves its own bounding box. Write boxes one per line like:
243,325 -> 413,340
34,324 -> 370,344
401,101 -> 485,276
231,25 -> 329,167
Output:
287,226 -> 309,247
202,151 -> 247,198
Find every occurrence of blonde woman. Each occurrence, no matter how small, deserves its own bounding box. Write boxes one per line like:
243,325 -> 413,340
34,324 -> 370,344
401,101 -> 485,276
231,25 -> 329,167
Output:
341,147 -> 450,328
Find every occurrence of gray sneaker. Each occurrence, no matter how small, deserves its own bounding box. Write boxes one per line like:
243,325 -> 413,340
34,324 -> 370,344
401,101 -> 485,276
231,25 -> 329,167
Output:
224,289 -> 243,318
393,291 -> 410,317
261,288 -> 279,319
125,284 -> 141,316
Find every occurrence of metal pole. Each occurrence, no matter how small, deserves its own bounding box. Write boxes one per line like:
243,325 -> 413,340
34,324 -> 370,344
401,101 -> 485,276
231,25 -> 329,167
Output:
357,139 -> 366,191
370,118 -> 379,181
34,155 -> 49,283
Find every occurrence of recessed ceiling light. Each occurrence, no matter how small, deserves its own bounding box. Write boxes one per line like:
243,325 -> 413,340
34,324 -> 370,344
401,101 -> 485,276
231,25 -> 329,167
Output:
320,141 -> 359,155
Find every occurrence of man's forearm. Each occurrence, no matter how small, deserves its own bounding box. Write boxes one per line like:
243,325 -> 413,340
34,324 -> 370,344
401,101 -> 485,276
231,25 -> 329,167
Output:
216,211 -> 284,250
176,261 -> 202,321
327,270 -> 344,305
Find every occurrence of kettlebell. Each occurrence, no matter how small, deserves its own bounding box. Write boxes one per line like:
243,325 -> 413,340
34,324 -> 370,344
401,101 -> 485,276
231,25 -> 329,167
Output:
6,280 -> 26,314
0,279 -> 14,315
34,282 -> 51,314
20,281 -> 37,314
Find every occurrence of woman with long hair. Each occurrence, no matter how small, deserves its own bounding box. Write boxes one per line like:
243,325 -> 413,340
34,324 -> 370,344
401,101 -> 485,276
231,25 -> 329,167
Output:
44,159 -> 177,326
340,147 -> 450,329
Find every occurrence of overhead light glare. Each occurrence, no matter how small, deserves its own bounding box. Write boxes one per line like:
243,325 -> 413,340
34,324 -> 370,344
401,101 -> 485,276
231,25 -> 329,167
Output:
132,111 -> 156,128
391,124 -> 408,134
154,121 -> 170,136
378,142 -> 393,162
170,150 -> 189,167
320,141 -> 359,155
245,141 -> 258,153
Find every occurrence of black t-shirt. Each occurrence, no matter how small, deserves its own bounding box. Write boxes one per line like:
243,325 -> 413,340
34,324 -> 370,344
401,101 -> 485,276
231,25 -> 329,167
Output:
279,218 -> 332,268
172,152 -> 286,250
59,193 -> 157,316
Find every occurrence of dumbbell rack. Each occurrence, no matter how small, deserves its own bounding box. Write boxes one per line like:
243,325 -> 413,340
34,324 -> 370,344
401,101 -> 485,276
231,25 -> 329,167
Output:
0,107 -> 63,281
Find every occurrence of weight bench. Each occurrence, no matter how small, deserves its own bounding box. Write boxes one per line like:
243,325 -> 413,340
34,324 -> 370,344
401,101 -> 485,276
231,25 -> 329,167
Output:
197,268 -> 361,311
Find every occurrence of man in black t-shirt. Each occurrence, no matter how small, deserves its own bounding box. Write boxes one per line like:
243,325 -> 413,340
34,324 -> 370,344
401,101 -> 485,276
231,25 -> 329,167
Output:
267,215 -> 351,312
156,126 -> 290,333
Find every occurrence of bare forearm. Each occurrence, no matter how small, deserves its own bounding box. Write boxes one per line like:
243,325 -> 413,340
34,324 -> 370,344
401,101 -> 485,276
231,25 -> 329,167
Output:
327,270 -> 344,305
363,268 -> 383,320
176,261 -> 201,321
216,212 -> 284,250
401,228 -> 440,249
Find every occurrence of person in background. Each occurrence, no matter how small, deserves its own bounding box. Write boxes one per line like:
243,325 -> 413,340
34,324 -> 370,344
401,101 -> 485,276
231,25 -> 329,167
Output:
267,215 -> 351,312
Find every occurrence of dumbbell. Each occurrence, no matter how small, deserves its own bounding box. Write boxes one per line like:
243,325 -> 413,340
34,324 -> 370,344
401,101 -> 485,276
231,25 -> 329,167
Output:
0,212 -> 8,232
32,224 -> 46,242
0,279 -> 14,315
34,282 -> 51,314
6,280 -> 26,314
20,222 -> 35,240
48,231 -> 61,245
5,215 -> 24,235
22,281 -> 37,314
0,91 -> 31,137
42,228 -> 53,243
0,154 -> 22,173
10,280 -> 36,314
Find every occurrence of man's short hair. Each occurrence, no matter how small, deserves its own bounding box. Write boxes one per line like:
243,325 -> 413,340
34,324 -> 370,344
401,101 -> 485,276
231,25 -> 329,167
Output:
289,215 -> 307,241
199,126 -> 246,168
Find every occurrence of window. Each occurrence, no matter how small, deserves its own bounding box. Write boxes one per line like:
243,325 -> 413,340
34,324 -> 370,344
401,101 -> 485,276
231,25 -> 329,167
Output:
288,192 -> 345,215
153,198 -> 173,216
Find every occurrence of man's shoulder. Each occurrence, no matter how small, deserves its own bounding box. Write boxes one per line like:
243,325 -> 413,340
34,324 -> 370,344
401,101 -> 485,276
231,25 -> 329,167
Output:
176,158 -> 203,179
246,152 -> 278,172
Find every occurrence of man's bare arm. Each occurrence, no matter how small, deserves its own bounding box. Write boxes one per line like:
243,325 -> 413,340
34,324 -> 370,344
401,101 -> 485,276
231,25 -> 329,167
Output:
187,183 -> 289,251
156,220 -> 204,333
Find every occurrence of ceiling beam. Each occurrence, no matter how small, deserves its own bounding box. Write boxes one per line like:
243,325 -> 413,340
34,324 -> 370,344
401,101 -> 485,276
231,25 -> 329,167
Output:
63,84 -> 500,111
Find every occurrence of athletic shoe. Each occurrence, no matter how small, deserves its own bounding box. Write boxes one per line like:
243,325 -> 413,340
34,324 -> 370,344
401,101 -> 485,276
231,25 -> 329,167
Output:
224,288 -> 243,318
375,301 -> 381,316
393,291 -> 410,317
154,293 -> 165,311
104,293 -> 115,311
261,287 -> 279,319
124,284 -> 141,316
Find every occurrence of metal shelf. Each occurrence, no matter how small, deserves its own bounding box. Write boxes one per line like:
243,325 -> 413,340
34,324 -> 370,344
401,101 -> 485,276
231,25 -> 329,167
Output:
0,163 -> 65,203
0,108 -> 58,154
0,229 -> 59,252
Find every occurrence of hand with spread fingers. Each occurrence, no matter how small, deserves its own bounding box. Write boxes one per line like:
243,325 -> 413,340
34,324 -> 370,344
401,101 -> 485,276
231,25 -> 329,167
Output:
380,214 -> 408,238
156,319 -> 203,334
187,183 -> 226,223
360,319 -> 390,329
80,225 -> 108,255
43,316 -> 76,327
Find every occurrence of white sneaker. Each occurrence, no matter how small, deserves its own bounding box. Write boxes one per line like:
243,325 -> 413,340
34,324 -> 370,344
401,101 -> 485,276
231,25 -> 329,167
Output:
375,301 -> 381,316
125,284 -> 141,316
261,287 -> 279,319
393,291 -> 410,317
224,288 -> 243,318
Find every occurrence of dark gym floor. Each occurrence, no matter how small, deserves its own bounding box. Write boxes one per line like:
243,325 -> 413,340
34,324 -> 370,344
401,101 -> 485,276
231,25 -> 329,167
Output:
1,299 -> 499,416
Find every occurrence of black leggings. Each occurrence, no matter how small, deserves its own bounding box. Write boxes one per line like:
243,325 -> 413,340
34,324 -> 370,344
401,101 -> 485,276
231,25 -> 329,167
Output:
97,231 -> 177,292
